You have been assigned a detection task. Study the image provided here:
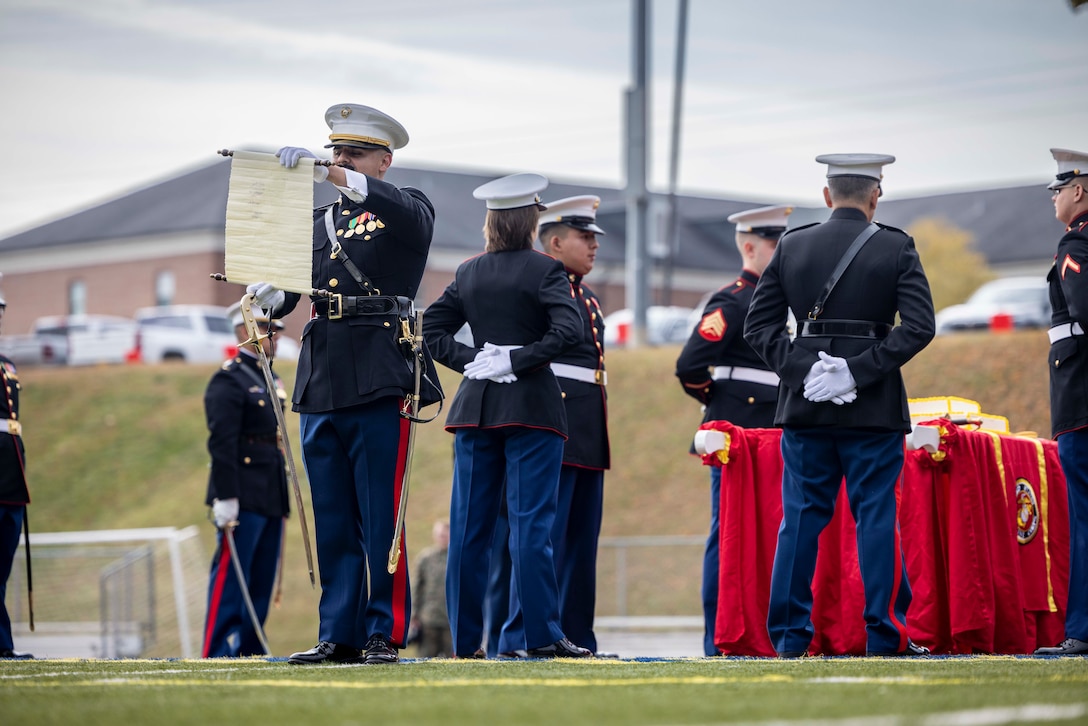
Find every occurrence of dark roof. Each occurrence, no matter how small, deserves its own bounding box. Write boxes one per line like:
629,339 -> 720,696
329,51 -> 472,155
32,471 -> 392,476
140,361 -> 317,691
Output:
877,185 -> 1065,265
0,157 -> 1061,271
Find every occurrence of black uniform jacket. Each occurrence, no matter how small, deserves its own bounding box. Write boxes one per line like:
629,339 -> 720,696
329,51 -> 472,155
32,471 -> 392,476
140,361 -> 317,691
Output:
675,269 -> 778,430
278,177 -> 443,414
0,354 -> 28,505
423,249 -> 584,438
743,206 -> 935,432
203,351 -> 290,518
1048,210 -> 1088,437
554,272 -> 610,470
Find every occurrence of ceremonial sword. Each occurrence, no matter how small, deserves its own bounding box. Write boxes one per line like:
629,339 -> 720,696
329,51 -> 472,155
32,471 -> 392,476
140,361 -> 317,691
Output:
222,520 -> 271,656
387,309 -> 424,574
237,293 -> 316,588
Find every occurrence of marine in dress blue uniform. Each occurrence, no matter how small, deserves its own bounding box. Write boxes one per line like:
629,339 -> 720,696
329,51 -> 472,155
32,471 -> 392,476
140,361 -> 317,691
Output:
0,291 -> 33,659
1035,148 -> 1088,656
491,195 -> 612,656
744,154 -> 935,657
256,103 -> 443,665
675,204 -> 788,656
201,305 -> 290,658
423,174 -> 591,658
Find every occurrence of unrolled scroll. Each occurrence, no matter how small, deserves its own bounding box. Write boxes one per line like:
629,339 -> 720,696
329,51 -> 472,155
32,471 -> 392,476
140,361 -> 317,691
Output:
224,150 -> 314,294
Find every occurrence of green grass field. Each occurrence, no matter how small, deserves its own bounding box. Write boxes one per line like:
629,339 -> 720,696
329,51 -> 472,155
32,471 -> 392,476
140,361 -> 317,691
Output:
6,329 -> 1082,725
2,656 -> 1086,725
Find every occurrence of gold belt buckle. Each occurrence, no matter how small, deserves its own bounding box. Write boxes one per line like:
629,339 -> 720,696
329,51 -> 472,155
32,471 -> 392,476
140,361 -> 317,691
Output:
8,420 -> 22,437
327,293 -> 344,320
594,369 -> 604,385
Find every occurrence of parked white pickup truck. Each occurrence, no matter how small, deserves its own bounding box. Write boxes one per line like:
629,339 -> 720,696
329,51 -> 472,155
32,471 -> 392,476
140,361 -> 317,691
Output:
0,315 -> 139,366
133,305 -> 237,363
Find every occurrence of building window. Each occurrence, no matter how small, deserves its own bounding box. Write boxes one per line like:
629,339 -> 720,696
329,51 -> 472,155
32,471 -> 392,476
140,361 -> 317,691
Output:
155,270 -> 176,306
69,279 -> 87,315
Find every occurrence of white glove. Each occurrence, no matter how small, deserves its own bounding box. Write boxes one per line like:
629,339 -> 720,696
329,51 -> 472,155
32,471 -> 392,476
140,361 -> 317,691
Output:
803,358 -> 824,386
803,351 -> 857,403
463,343 -> 515,382
212,498 -> 239,529
276,146 -> 328,183
246,282 -> 285,311
276,146 -> 315,168
830,389 -> 858,406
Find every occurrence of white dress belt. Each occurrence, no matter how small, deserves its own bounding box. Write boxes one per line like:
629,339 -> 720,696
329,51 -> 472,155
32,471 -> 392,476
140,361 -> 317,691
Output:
550,362 -> 607,385
711,366 -> 780,387
0,419 -> 22,436
1048,322 -> 1085,343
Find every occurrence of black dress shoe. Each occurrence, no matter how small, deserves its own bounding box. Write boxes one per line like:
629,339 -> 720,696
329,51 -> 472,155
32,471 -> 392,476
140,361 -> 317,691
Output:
867,640 -> 930,657
363,633 -> 399,665
0,648 -> 34,659
777,651 -> 806,659
454,648 -> 486,659
1034,638 -> 1088,656
526,638 -> 593,658
287,641 -> 360,664
498,649 -> 528,659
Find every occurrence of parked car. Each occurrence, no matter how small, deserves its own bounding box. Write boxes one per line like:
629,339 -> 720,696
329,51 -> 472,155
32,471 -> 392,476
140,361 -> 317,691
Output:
934,277 -> 1051,335
134,305 -> 237,363
603,306 -> 696,346
0,314 -> 138,366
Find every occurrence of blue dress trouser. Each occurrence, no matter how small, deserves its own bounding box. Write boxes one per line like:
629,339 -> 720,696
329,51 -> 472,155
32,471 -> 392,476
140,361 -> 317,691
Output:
768,428 -> 912,655
202,510 -> 282,657
446,426 -> 566,656
484,504 -> 513,657
301,398 -> 412,649
0,504 -> 24,652
1058,428 -> 1088,642
702,465 -> 722,656
496,465 -> 604,654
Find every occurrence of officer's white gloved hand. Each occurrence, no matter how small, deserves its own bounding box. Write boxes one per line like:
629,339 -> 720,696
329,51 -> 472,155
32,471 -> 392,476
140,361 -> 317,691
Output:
276,146 -> 316,168
463,343 -> 515,381
804,351 -> 857,403
246,282 -> 285,311
212,498 -> 240,529
276,146 -> 328,183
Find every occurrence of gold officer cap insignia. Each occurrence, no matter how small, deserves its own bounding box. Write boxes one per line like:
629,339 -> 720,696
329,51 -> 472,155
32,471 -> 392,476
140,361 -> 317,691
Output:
340,106 -> 352,118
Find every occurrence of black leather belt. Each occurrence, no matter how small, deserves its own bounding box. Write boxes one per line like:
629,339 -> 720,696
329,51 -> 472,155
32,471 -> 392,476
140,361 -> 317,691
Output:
800,319 -> 892,339
313,294 -> 401,319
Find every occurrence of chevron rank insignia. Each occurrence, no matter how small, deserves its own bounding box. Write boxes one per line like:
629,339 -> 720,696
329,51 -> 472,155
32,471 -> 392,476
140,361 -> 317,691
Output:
1062,254 -> 1082,279
698,309 -> 727,341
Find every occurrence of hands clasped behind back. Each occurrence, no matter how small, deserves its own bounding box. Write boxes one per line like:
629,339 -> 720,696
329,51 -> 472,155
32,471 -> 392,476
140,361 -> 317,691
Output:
803,351 -> 858,405
462,343 -> 518,384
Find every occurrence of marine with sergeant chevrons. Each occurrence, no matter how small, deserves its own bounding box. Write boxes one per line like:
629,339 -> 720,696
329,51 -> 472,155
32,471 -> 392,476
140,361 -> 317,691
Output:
675,204 -> 788,657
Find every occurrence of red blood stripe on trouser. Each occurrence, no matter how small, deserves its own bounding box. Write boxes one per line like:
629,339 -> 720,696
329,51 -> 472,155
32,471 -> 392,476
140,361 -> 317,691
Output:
389,414 -> 412,643
202,534 -> 232,658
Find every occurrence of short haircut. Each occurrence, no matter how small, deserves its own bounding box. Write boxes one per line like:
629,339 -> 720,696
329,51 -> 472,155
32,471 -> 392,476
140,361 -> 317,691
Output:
484,206 -> 540,253
537,222 -> 571,251
828,176 -> 880,205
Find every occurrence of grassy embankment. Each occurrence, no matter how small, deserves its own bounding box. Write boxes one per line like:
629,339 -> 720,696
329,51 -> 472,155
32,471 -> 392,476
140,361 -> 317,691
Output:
13,329 -> 1051,653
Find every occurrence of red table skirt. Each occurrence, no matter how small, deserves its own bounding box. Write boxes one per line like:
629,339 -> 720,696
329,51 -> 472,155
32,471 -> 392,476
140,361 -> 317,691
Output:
702,421 -> 1069,655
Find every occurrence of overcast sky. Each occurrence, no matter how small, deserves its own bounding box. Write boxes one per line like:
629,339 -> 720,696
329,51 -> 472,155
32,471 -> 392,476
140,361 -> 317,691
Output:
0,0 -> 1084,238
